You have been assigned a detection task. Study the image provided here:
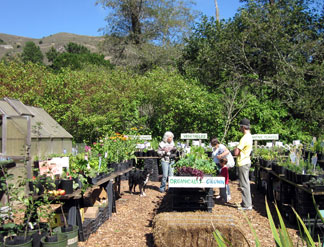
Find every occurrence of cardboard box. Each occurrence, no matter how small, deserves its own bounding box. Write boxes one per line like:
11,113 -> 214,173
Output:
84,207 -> 99,219
50,208 -> 84,228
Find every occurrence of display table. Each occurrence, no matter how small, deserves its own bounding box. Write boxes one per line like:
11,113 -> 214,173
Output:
168,176 -> 225,212
31,167 -> 133,241
255,163 -> 324,223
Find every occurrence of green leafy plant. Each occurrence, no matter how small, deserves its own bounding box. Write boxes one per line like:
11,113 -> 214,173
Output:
174,146 -> 217,176
213,197 -> 321,246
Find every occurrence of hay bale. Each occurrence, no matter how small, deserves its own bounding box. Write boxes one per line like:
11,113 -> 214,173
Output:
153,211 -> 247,247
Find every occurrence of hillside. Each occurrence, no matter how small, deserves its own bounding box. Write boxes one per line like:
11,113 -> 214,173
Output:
0,32 -> 105,61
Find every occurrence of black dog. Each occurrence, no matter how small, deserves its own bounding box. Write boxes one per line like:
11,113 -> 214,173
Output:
128,160 -> 154,196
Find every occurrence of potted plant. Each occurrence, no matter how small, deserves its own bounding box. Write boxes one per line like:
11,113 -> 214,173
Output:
38,197 -> 67,246
174,146 -> 218,178
51,204 -> 78,247
0,162 -> 33,247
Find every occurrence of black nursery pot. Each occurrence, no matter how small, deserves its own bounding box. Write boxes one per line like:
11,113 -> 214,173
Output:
55,179 -> 61,190
45,235 -> 58,243
59,179 -> 73,194
61,224 -> 73,233
29,180 -> 45,195
30,230 -> 47,247
148,150 -> 155,157
5,235 -> 32,246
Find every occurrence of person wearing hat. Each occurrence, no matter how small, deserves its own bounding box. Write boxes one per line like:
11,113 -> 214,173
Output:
234,118 -> 253,210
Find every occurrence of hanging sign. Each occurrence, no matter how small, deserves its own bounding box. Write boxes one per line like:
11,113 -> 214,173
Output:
181,133 -> 208,140
168,176 -> 225,188
129,135 -> 152,140
252,134 -> 279,141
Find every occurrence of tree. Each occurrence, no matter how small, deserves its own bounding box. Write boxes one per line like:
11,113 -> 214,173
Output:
45,47 -> 59,63
46,42 -> 113,71
178,0 -> 324,138
64,42 -> 90,54
21,41 -> 44,64
96,0 -> 197,45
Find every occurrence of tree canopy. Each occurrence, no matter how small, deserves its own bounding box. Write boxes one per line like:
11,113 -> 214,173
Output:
1,0 -> 323,144
96,0 -> 197,45
21,41 -> 44,64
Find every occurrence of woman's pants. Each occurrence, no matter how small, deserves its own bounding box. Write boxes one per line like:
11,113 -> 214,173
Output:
160,160 -> 174,192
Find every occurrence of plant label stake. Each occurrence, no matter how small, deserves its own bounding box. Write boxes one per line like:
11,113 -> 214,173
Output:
312,155 -> 318,171
98,156 -> 102,174
290,152 -> 297,164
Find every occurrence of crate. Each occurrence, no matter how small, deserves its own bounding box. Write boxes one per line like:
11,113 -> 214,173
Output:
82,218 -> 94,241
170,188 -> 214,212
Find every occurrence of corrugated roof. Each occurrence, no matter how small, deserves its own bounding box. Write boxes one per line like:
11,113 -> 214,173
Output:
0,100 -> 20,116
0,98 -> 73,139
4,98 -> 34,116
28,106 -> 73,138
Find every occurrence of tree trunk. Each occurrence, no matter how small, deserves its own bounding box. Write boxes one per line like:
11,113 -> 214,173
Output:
214,0 -> 219,22
130,0 -> 143,44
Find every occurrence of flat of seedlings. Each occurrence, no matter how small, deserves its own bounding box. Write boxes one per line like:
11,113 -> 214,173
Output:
78,179 -> 302,247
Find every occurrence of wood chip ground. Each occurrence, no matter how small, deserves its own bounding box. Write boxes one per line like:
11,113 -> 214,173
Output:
78,179 -> 303,247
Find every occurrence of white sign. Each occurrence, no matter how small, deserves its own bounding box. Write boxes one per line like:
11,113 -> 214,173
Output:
168,176 -> 225,188
252,134 -> 279,141
129,135 -> 152,140
181,133 -> 208,140
39,157 -> 69,176
275,141 -> 283,147
266,142 -> 273,148
293,140 -> 301,146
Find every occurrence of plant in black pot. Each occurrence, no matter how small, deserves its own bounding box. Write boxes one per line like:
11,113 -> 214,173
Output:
53,204 -> 79,247
59,169 -> 74,195
38,199 -> 68,247
0,162 -> 33,247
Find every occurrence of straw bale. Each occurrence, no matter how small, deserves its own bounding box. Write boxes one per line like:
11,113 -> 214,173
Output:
153,211 -> 247,247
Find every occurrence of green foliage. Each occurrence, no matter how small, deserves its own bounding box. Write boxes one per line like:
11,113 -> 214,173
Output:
65,42 -> 90,54
21,41 -> 44,64
178,0 -> 324,140
46,46 -> 59,63
174,146 -> 217,175
96,0 -> 197,45
213,198 -> 320,246
47,42 -> 113,71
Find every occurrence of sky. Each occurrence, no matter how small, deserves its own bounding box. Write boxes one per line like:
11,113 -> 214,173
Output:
0,0 -> 243,39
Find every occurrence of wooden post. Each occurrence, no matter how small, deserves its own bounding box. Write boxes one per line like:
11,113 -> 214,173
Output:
2,115 -> 7,155
26,116 -> 32,179
254,140 -> 258,151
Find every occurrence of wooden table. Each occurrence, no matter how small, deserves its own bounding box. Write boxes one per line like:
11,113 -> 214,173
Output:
31,167 -> 133,241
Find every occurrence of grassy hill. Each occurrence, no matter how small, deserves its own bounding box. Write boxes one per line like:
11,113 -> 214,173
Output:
0,32 -> 105,62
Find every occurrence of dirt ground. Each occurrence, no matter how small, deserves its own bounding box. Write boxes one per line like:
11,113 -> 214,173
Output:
77,177 -> 304,247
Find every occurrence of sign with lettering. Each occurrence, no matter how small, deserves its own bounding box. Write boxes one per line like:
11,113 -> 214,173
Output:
180,133 -> 208,140
252,134 -> 279,141
168,176 -> 225,188
129,135 -> 152,140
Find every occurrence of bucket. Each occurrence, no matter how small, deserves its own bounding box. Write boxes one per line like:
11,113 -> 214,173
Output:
54,225 -> 78,247
40,233 -> 67,247
4,236 -> 33,247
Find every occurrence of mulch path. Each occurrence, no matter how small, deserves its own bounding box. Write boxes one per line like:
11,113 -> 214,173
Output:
78,179 -> 302,247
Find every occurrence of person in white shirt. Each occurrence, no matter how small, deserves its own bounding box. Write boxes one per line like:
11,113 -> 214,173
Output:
211,137 -> 234,201
157,131 -> 176,193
